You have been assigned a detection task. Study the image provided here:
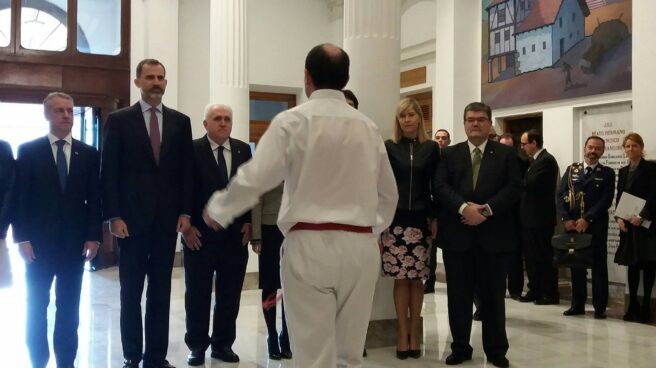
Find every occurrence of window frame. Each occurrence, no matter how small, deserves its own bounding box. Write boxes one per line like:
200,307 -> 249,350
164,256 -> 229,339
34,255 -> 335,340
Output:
0,0 -> 130,71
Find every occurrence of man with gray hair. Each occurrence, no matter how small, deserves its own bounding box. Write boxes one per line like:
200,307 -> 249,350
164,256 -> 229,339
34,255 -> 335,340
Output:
13,92 -> 102,368
182,103 -> 252,366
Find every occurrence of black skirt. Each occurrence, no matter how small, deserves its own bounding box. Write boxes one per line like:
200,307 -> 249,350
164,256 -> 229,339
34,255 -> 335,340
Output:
614,224 -> 656,267
258,224 -> 284,290
381,209 -> 431,280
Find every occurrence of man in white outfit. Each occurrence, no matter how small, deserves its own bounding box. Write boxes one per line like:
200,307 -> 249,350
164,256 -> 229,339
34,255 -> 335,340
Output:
203,43 -> 398,367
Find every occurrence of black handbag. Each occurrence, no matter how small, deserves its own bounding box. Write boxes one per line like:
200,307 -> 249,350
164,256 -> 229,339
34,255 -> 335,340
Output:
552,233 -> 593,268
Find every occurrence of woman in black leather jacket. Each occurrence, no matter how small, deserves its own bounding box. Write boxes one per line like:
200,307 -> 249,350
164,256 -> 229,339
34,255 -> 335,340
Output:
381,97 -> 439,359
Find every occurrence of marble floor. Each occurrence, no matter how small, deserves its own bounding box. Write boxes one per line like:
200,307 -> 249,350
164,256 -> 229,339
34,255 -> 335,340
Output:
1,246 -> 656,368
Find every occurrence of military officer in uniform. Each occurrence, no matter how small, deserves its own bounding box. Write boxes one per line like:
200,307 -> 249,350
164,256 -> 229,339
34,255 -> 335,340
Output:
556,135 -> 615,319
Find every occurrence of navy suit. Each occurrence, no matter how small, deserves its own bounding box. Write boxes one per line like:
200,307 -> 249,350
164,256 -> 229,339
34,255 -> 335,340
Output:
556,162 -> 615,312
0,139 -> 14,240
101,102 -> 193,365
183,136 -> 252,352
13,136 -> 101,368
436,140 -> 521,360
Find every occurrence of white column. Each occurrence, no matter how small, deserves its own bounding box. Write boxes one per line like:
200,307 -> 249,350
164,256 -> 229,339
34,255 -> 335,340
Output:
433,0 -> 481,143
209,0 -> 249,142
343,0 -> 401,325
633,0 -> 656,158
343,0 -> 401,140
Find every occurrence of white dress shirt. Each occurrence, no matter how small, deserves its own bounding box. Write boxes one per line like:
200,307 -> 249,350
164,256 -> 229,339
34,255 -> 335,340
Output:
48,132 -> 72,170
206,89 -> 398,235
207,136 -> 232,178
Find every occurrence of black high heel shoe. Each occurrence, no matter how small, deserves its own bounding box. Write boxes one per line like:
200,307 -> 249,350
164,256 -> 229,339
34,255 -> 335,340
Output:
640,303 -> 652,323
623,302 -> 640,321
396,350 -> 409,360
408,349 -> 421,359
267,336 -> 282,360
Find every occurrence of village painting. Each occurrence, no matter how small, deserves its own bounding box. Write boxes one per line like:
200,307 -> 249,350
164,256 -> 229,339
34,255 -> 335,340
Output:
481,0 -> 632,109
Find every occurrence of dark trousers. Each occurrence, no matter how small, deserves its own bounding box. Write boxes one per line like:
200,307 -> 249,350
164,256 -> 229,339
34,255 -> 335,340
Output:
522,226 -> 558,299
118,227 -> 177,365
506,240 -> 524,296
183,237 -> 248,351
443,248 -> 509,359
26,254 -> 84,368
426,239 -> 438,285
570,233 -> 608,312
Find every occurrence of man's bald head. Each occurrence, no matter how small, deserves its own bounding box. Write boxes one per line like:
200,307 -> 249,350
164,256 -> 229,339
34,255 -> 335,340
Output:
305,43 -> 350,91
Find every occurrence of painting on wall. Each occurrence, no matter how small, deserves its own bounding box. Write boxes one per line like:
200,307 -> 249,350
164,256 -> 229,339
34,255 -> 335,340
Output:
481,0 -> 632,109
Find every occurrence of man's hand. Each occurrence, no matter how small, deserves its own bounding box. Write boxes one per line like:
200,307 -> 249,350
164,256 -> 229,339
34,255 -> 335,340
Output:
19,242 -> 36,264
241,223 -> 252,246
251,240 -> 262,254
629,215 -> 643,227
563,220 -> 576,232
203,207 -> 222,231
461,204 -> 487,226
575,218 -> 589,233
617,218 -> 628,232
182,226 -> 203,251
110,219 -> 129,238
82,241 -> 99,261
177,215 -> 191,233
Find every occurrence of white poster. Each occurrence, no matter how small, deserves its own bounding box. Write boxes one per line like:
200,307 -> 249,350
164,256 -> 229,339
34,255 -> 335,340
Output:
579,102 -> 632,283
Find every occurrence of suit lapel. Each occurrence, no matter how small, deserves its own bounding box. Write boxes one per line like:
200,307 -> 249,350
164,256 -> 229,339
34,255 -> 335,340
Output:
66,139 -> 82,194
38,137 -> 60,185
160,106 -> 176,162
477,141 -> 496,190
130,103 -> 156,164
456,143 -> 474,194
229,138 -> 242,178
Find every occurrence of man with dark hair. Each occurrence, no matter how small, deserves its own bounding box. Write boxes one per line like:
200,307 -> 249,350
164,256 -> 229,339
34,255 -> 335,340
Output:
436,102 -> 520,367
342,89 -> 359,109
203,43 -> 398,368
13,92 -> 102,368
434,129 -> 451,149
518,129 -> 560,306
557,136 -> 614,319
101,59 -> 194,368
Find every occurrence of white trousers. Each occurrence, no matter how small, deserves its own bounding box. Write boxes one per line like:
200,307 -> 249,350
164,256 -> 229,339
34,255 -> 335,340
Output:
281,230 -> 381,368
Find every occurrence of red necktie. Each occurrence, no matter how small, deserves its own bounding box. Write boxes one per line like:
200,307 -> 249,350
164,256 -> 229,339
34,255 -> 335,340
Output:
149,107 -> 161,164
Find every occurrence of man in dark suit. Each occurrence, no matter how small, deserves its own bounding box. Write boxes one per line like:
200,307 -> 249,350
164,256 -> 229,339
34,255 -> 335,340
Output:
101,59 -> 193,368
557,135 -> 615,319
436,102 -> 520,368
182,104 -> 251,365
498,133 -> 529,299
13,92 -> 102,368
0,139 -> 13,249
518,129 -> 560,305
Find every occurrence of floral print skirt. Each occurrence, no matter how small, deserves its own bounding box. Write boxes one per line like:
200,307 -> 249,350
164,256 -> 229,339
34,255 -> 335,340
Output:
381,209 -> 431,280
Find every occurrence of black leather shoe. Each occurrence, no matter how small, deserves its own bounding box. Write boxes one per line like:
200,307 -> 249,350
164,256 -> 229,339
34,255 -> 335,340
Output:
473,308 -> 482,321
396,350 -> 409,360
623,303 -> 640,321
534,297 -> 559,305
563,306 -> 585,316
122,359 -> 140,368
509,293 -> 521,300
187,351 -> 205,366
408,349 -> 421,359
594,310 -> 607,319
445,353 -> 472,365
518,292 -> 538,303
211,347 -> 240,363
640,305 -> 652,323
488,356 -> 510,368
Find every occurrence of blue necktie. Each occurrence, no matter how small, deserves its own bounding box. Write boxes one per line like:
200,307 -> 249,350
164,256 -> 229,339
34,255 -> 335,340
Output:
56,140 -> 67,191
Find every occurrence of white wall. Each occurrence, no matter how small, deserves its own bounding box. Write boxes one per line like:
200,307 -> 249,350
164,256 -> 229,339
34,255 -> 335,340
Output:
178,0 -> 210,138
247,0 -> 342,91
130,0 -> 180,110
401,0 -> 436,49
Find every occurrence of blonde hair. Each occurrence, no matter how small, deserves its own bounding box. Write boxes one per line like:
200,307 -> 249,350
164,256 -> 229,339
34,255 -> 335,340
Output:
392,97 -> 429,143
